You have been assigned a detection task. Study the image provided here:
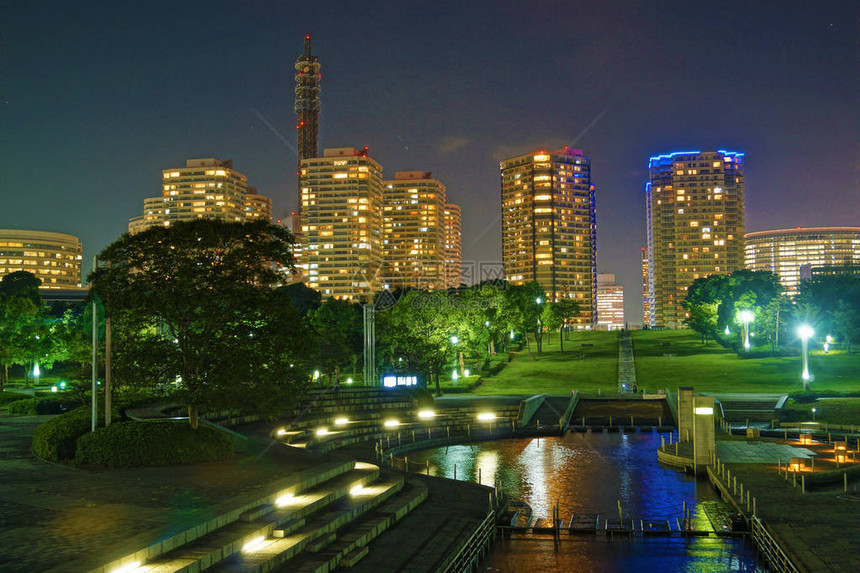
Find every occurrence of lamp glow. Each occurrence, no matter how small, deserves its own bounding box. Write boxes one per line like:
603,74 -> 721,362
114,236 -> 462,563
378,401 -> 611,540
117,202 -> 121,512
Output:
276,428 -> 287,436
450,335 -> 459,345
383,419 -> 400,428
315,428 -> 328,436
275,493 -> 294,506
242,536 -> 265,552
797,324 -> 814,386
738,309 -> 754,351
694,407 -> 714,415
477,412 -> 496,422
346,377 -> 353,384
110,562 -> 141,573
417,409 -> 436,419
350,485 -> 364,496
334,417 -> 348,426
464,369 -> 470,377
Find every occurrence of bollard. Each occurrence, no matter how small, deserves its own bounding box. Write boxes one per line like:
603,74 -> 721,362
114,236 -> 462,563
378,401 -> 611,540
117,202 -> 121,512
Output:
778,458 -> 781,476
792,471 -> 796,488
398,431 -> 401,445
811,457 -> 815,472
845,473 -> 849,493
609,415 -> 612,426
390,453 -> 394,468
454,463 -> 457,480
630,415 -> 634,426
537,419 -> 540,429
582,416 -> 586,427
740,482 -> 744,498
405,456 -> 408,470
478,468 -> 482,484
801,474 -> 805,494
412,430 -> 415,443
659,416 -> 663,427
753,497 -> 757,516
746,490 -> 750,512
784,429 -> 787,440
426,460 -> 430,476
829,432 -> 832,443
447,425 -> 450,438
428,428 -> 431,440
467,424 -> 471,439
387,435 -> 391,449
618,500 -> 623,524
512,421 -> 515,432
662,436 -> 666,448
733,476 -> 737,495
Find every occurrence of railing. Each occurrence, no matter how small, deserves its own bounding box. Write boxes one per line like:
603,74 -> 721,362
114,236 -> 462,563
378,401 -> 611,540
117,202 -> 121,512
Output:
560,392 -> 579,431
519,394 -> 546,428
751,516 -> 801,573
442,510 -> 496,573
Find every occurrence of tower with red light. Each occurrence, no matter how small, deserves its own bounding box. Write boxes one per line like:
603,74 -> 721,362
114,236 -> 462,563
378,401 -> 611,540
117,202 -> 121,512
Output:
295,35 -> 321,212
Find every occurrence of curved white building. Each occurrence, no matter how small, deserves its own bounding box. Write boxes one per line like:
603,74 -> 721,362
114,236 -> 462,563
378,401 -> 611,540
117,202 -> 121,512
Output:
744,227 -> 860,296
0,229 -> 83,288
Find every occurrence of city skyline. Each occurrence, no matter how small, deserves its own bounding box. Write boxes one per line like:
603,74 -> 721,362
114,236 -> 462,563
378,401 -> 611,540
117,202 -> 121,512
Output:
1,1 -> 856,320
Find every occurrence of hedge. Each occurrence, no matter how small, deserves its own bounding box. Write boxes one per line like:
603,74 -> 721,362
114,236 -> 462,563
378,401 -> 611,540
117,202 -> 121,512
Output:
8,397 -> 79,415
0,391 -> 31,406
32,406 -> 115,463
76,420 -> 233,468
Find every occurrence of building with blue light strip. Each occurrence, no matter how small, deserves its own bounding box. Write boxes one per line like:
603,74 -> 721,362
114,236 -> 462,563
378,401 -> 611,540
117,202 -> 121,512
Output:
646,150 -> 745,328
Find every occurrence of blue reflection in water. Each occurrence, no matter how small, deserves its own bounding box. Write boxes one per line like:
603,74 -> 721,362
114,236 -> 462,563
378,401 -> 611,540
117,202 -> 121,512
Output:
407,432 -> 764,572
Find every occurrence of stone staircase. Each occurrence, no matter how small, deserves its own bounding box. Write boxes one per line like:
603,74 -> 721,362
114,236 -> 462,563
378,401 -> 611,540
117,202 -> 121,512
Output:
704,393 -> 788,424
96,460 -> 427,573
277,387 -> 520,453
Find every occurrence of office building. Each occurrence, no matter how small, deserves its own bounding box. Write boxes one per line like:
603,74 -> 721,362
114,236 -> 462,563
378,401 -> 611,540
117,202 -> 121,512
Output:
596,273 -> 624,330
381,172 -> 447,291
744,227 -> 860,296
300,147 -> 384,301
444,203 -> 462,288
500,147 -> 596,326
130,158 -> 272,233
646,150 -> 745,328
0,229 -> 82,288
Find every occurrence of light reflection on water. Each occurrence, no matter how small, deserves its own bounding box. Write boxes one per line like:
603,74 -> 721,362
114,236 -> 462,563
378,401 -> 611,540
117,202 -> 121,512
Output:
406,432 -> 764,572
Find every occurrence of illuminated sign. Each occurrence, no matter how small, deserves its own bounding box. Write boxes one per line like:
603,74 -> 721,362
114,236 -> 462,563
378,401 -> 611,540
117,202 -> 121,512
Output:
382,374 -> 418,388
694,407 -> 714,415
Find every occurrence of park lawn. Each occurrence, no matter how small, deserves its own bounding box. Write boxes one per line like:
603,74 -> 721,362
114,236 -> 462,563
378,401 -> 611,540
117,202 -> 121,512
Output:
633,330 -> 860,394
470,330 -> 619,395
781,398 -> 860,426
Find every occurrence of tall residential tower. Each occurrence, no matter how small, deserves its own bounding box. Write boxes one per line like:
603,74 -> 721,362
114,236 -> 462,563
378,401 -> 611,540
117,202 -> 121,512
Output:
646,150 -> 745,328
500,147 -> 596,326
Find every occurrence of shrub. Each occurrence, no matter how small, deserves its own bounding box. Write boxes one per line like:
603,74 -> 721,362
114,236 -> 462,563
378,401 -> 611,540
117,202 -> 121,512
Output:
0,391 -> 30,406
76,421 -> 233,468
8,397 -> 79,415
32,406 -> 112,462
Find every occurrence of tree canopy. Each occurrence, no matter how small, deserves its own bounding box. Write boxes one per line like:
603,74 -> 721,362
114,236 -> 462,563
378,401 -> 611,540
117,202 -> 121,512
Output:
89,219 -> 311,427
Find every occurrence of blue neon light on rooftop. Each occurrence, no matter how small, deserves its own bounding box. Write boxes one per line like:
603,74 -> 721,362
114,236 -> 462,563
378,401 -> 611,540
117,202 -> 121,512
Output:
648,151 -> 701,164
717,149 -> 745,157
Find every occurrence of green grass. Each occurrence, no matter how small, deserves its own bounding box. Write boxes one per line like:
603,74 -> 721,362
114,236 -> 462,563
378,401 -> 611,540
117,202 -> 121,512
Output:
633,330 -> 860,394
469,331 -> 619,395
781,398 -> 860,426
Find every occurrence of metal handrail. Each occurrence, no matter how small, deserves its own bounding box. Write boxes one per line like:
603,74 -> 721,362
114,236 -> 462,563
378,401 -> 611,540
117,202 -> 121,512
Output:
751,516 -> 801,573
442,510 -> 496,573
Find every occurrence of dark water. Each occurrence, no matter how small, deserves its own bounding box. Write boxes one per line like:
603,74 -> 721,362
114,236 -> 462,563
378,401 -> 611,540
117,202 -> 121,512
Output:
406,432 -> 765,572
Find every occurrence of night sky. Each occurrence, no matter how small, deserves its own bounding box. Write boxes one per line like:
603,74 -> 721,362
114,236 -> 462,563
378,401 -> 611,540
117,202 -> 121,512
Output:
1,1 -> 856,321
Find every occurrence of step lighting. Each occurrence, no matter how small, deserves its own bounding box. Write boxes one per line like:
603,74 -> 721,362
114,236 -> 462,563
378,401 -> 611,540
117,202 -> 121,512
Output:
334,417 -> 349,426
316,428 -> 329,436
110,562 -> 141,573
276,428 -> 287,436
350,485 -> 364,496
417,409 -> 435,420
275,493 -> 295,506
477,412 -> 496,422
242,536 -> 265,552
384,419 -> 400,428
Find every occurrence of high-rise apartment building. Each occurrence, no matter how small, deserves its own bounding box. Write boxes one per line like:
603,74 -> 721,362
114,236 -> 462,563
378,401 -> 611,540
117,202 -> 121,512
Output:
744,227 -> 860,297
444,203 -> 462,288
381,172 -> 447,291
646,150 -> 745,328
300,147 -> 383,301
129,158 -> 272,233
641,247 -> 650,326
295,35 -> 321,209
596,273 -> 624,330
0,229 -> 82,288
500,147 -> 596,326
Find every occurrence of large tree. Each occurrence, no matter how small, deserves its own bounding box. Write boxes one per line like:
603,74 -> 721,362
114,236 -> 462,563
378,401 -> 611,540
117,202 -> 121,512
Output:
89,219 -> 311,428
309,297 -> 362,384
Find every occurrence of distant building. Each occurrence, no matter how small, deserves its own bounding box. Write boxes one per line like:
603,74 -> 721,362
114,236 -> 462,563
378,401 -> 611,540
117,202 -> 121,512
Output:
444,203 -> 462,288
0,229 -> 82,288
744,227 -> 860,296
596,274 -> 624,330
641,247 -> 650,326
381,171 -> 448,291
646,150 -> 745,328
500,147 -> 596,326
129,158 -> 272,233
300,147 -> 384,301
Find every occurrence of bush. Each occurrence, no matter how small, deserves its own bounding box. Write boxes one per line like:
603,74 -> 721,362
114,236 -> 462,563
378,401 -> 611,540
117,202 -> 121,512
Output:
8,397 -> 79,415
0,391 -> 30,406
32,406 -> 110,462
76,421 -> 233,468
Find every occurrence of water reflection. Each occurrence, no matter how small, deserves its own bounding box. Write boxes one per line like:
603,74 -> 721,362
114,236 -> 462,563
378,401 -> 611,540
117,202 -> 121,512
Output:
407,432 -> 764,572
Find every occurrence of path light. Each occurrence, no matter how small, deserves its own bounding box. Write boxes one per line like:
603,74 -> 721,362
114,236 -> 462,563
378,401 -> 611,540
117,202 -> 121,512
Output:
477,412 -> 496,422
334,417 -> 349,426
276,428 -> 287,436
452,369 -> 459,382
464,369 -> 470,377
313,370 -> 320,381
824,335 -> 832,354
316,428 -> 329,437
417,409 -> 436,420
275,493 -> 294,506
346,377 -> 353,384
350,485 -> 364,496
384,419 -> 400,429
811,408 -> 817,422
724,326 -> 731,335
797,324 -> 814,389
510,330 -> 515,340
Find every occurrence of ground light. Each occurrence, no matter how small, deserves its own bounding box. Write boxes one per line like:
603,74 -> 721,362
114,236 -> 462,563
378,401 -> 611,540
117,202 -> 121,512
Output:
383,419 -> 400,428
464,369 -> 470,377
276,428 -> 287,436
315,428 -> 328,437
110,561 -> 141,573
350,485 -> 364,496
811,408 -> 817,422
451,369 -> 458,382
477,412 -> 496,422
346,377 -> 353,384
275,493 -> 294,506
738,309 -> 754,351
797,324 -> 814,389
417,409 -> 435,420
334,417 -> 348,426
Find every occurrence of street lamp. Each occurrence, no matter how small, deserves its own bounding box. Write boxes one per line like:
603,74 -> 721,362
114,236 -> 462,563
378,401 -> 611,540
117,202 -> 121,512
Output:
738,309 -> 754,352
824,335 -> 832,354
797,324 -> 814,390
811,407 -> 817,422
32,362 -> 40,387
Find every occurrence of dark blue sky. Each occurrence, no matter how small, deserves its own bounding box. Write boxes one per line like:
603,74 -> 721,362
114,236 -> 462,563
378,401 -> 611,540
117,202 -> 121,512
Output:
1,1 -> 856,320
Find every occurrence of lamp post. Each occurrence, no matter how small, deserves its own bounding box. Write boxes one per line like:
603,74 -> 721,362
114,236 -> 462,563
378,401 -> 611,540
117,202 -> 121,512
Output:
738,309 -> 754,352
824,335 -> 832,354
535,297 -> 544,355
32,362 -> 40,387
797,324 -> 814,391
811,407 -> 817,422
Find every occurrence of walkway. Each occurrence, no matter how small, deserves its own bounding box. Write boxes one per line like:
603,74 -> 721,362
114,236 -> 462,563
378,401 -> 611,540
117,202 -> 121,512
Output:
617,331 -> 637,393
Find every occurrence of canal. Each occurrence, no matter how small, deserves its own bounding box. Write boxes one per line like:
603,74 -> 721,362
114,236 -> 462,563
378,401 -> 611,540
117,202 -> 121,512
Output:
405,431 -> 765,571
